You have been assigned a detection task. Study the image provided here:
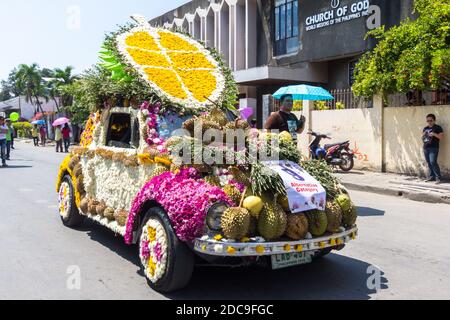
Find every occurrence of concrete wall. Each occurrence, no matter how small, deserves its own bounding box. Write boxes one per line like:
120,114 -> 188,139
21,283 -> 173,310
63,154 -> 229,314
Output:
384,105 -> 450,178
295,101 -> 450,178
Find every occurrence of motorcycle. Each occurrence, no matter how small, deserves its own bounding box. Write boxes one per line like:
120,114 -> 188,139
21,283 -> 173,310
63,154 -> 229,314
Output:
308,131 -> 355,172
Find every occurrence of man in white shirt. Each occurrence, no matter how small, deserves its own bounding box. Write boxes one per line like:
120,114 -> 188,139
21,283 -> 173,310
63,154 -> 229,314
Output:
0,116 -> 8,167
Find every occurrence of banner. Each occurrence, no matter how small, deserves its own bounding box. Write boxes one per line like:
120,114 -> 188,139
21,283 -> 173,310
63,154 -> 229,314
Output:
264,161 -> 326,213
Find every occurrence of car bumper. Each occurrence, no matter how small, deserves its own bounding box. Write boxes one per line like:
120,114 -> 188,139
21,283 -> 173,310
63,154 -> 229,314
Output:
194,226 -> 358,257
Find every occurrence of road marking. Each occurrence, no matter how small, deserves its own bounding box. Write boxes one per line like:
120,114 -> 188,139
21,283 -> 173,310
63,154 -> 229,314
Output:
19,188 -> 33,193
35,200 -> 49,204
48,205 -> 58,209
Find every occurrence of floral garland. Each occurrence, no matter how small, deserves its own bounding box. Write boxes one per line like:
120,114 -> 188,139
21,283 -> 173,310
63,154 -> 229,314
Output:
56,155 -> 82,208
140,101 -> 167,152
125,168 -> 233,244
80,112 -> 101,148
139,218 -> 168,283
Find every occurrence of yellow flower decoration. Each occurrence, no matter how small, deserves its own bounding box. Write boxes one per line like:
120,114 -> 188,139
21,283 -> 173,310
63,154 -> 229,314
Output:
284,244 -> 291,252
117,26 -> 224,108
126,31 -> 159,50
255,246 -> 265,254
147,227 -> 157,242
227,247 -> 236,254
56,155 -> 82,208
148,257 -> 157,276
157,31 -> 198,52
214,234 -> 223,241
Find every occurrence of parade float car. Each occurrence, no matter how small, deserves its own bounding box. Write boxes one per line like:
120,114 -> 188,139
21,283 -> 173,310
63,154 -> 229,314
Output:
55,16 -> 358,293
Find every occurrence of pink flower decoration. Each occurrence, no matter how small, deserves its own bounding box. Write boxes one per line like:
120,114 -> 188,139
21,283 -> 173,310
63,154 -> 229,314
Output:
125,169 -> 233,244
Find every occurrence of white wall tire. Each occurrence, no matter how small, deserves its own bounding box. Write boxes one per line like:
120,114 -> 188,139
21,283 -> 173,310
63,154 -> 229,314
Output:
59,175 -> 84,228
138,207 -> 194,293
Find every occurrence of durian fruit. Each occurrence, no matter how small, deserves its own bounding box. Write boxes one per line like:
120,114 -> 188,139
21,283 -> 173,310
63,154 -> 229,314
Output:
306,210 -> 328,237
258,202 -> 287,240
285,213 -> 309,240
88,199 -> 100,215
209,108 -> 229,127
204,175 -> 221,187
114,210 -> 129,227
277,195 -> 290,212
229,166 -> 251,186
68,156 -> 80,171
79,198 -> 89,213
201,120 -> 221,134
242,196 -> 264,218
221,207 -> 251,239
325,201 -> 343,233
182,118 -> 197,136
150,165 -> 169,179
96,201 -> 107,217
104,208 -> 115,221
165,136 -> 183,149
342,205 -> 358,228
76,175 -> 85,195
73,163 -> 83,178
223,184 -> 242,205
335,194 -> 357,227
335,194 -> 352,212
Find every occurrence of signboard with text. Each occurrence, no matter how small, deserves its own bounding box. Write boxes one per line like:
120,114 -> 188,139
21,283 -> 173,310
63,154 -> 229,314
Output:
265,161 -> 326,213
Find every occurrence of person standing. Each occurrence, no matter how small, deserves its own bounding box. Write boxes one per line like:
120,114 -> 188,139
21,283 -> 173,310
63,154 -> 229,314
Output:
62,124 -> 71,153
5,119 -> 13,160
55,125 -> 63,153
264,94 -> 305,141
0,116 -> 8,167
422,114 -> 444,184
40,125 -> 47,147
32,125 -> 40,146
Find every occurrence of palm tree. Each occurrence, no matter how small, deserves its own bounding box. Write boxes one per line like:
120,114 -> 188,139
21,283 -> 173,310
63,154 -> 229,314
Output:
14,63 -> 46,114
47,66 -> 78,109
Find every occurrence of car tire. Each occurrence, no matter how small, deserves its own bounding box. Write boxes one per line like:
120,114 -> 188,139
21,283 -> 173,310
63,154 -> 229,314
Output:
58,175 -> 84,228
138,206 -> 194,293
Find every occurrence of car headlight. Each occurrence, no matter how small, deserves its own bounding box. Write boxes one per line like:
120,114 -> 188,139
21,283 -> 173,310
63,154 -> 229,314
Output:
206,202 -> 229,231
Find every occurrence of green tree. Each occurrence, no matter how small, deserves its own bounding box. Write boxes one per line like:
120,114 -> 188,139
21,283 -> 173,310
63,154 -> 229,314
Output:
352,0 -> 450,100
14,63 -> 47,114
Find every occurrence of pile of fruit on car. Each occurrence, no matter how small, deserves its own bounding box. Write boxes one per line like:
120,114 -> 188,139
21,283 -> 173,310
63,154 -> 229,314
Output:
164,108 -> 359,244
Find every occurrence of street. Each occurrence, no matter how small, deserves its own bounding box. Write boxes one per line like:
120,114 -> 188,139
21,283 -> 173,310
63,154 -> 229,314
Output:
1,141 -> 449,300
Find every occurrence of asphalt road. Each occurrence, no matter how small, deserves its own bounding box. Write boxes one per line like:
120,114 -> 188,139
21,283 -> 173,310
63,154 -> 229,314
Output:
0,140 -> 449,300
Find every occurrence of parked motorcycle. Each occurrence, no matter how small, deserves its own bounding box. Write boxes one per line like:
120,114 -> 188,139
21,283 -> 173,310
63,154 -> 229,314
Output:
308,131 -> 355,172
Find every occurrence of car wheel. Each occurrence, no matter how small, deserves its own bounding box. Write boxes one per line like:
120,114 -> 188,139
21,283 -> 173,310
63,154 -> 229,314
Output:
138,206 -> 194,293
58,175 -> 84,227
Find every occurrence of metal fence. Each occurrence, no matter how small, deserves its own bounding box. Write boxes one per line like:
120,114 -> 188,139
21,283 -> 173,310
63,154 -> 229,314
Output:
326,88 -> 372,110
387,90 -> 450,107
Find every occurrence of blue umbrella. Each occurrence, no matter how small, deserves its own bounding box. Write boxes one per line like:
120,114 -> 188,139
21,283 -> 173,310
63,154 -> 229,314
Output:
31,120 -> 45,125
273,85 -> 334,101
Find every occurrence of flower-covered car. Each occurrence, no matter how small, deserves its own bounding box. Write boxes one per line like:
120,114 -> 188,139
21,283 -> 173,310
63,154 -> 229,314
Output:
56,16 -> 358,293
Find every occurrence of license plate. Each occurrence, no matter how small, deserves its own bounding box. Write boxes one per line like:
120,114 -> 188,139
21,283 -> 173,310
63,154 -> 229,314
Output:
271,252 -> 312,270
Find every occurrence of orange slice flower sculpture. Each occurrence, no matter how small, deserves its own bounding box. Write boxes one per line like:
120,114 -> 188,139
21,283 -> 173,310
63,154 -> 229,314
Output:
116,15 -> 225,110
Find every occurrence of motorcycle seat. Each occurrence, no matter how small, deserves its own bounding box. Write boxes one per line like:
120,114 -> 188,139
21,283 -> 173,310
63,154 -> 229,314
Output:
325,141 -> 349,149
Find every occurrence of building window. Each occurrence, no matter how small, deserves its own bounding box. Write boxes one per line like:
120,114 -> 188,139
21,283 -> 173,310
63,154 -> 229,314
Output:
274,0 -> 299,56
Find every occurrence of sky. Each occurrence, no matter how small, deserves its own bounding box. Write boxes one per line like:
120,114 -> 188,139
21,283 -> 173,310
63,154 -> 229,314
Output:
0,0 -> 186,81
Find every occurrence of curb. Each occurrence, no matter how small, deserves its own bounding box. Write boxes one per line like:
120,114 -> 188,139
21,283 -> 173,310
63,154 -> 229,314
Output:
342,182 -> 450,205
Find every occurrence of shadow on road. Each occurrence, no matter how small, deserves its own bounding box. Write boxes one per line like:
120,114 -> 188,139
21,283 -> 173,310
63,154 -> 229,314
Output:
79,220 -> 388,300
357,206 -> 385,217
0,165 -> 33,169
166,254 -> 388,300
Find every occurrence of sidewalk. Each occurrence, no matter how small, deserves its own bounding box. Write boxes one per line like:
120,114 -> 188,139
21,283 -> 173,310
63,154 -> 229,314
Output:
336,170 -> 450,205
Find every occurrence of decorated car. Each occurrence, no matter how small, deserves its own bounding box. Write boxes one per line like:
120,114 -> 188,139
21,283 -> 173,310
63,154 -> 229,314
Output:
56,16 -> 358,293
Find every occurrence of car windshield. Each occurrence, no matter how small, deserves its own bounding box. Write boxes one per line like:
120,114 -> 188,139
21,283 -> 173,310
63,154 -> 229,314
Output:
156,109 -> 237,140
